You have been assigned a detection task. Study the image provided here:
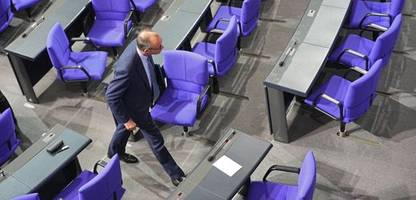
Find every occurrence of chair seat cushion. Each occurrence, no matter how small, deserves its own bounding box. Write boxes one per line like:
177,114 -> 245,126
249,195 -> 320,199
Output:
0,138 -> 20,165
131,0 -> 157,12
328,34 -> 375,70
12,0 -> 39,11
192,42 -> 216,76
247,181 -> 298,200
207,5 -> 241,32
53,171 -> 97,200
346,0 -> 390,29
151,89 -> 208,127
62,51 -> 107,81
305,75 -> 351,121
87,20 -> 131,47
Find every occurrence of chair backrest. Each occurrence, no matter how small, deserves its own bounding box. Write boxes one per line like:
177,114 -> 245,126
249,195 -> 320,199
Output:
390,0 -> 405,17
296,150 -> 317,200
0,0 -> 14,32
163,50 -> 208,98
78,155 -> 125,200
91,0 -> 131,21
11,193 -> 40,200
215,16 -> 239,76
343,59 -> 385,122
46,23 -> 71,70
369,14 -> 402,66
240,0 -> 261,36
0,108 -> 19,165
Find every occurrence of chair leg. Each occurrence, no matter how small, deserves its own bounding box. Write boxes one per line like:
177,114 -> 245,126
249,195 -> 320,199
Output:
81,82 -> 89,97
182,126 -> 192,137
25,9 -> 35,22
337,121 -> 349,137
112,47 -> 119,58
212,77 -> 219,94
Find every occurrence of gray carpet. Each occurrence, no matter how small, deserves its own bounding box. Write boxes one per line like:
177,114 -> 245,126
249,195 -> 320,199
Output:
0,0 -> 416,199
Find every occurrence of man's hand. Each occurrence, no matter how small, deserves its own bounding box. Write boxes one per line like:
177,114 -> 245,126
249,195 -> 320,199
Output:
124,118 -> 137,131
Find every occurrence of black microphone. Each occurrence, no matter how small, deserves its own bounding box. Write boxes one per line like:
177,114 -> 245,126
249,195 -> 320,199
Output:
207,131 -> 236,162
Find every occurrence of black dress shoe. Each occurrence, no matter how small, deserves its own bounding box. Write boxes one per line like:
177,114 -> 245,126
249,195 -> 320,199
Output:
171,176 -> 184,187
119,153 -> 139,163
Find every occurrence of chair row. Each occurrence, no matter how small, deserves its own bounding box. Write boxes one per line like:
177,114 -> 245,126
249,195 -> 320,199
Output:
304,0 -> 404,137
46,0 -> 262,135
10,149 -> 316,200
0,0 -> 159,33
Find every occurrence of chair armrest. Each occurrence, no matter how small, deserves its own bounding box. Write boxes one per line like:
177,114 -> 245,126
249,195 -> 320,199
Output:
321,94 -> 340,105
336,48 -> 370,70
213,18 -> 231,29
209,29 -> 225,34
366,23 -> 388,32
197,85 -> 211,116
359,12 -> 392,29
71,37 -> 91,42
124,10 -> 134,37
208,59 -> 217,76
313,93 -> 344,121
263,165 -> 300,182
351,66 -> 368,75
93,159 -> 108,174
129,0 -> 137,10
59,65 -> 91,82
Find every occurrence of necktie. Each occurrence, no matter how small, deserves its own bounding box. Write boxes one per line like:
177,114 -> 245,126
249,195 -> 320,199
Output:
147,56 -> 160,102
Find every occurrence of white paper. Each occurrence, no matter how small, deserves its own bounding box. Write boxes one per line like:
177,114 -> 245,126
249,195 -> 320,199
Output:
212,155 -> 242,177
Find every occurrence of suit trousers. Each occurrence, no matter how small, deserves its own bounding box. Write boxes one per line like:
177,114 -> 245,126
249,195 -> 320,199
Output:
108,112 -> 185,179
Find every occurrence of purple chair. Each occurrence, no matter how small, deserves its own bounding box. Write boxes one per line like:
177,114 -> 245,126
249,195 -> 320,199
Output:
329,14 -> 402,72
11,0 -> 40,12
305,59 -> 385,137
46,23 -> 108,94
192,16 -> 239,93
87,0 -> 133,53
54,155 -> 125,200
345,0 -> 404,32
151,50 -> 210,136
0,0 -> 14,32
247,150 -> 317,200
207,0 -> 261,36
11,193 -> 40,200
0,108 -> 20,166
129,0 -> 157,13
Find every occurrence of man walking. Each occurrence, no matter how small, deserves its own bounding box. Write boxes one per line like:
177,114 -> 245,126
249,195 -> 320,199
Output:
106,30 -> 186,186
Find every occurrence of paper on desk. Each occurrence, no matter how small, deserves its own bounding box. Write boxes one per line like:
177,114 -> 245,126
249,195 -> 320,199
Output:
213,155 -> 242,177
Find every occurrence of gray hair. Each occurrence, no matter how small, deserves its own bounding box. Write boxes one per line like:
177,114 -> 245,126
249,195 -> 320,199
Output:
136,29 -> 157,50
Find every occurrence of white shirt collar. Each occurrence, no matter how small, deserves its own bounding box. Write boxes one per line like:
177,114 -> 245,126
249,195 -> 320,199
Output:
137,48 -> 148,61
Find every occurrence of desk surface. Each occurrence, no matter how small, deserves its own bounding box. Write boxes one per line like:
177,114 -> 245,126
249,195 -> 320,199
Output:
264,0 -> 351,97
168,129 -> 272,200
4,0 -> 89,60
0,125 -> 92,200
152,0 -> 212,64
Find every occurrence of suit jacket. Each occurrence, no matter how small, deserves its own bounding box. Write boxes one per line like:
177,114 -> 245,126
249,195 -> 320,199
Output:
106,41 -> 156,124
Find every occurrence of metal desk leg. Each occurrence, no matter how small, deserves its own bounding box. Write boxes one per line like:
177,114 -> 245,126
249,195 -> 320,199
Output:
265,86 -> 289,143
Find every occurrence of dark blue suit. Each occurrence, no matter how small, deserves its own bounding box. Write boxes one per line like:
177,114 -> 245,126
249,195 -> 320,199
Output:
106,41 -> 184,179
